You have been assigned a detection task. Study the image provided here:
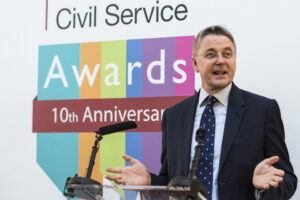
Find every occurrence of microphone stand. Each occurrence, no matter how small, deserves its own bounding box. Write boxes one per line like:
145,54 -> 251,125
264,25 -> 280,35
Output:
168,127 -> 207,200
63,121 -> 137,199
63,131 -> 103,199
86,131 -> 102,178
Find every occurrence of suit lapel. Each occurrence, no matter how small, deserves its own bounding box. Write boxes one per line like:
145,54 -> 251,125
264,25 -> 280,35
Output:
219,84 -> 245,172
181,91 -> 200,176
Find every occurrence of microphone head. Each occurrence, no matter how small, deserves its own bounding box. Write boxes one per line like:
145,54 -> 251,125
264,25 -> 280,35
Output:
96,121 -> 137,135
196,127 -> 205,142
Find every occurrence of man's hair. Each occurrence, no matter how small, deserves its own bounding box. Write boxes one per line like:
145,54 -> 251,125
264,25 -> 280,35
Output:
193,25 -> 236,56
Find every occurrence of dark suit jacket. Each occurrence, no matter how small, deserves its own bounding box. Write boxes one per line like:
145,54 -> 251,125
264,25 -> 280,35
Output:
150,83 -> 297,200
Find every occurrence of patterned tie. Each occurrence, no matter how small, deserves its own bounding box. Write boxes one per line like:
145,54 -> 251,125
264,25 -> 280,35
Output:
196,95 -> 217,200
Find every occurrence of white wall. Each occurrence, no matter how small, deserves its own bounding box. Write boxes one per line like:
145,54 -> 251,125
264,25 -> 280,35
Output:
0,0 -> 65,199
0,0 -> 298,199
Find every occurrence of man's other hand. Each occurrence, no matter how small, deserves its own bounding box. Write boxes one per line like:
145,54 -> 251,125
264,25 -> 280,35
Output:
105,154 -> 151,185
253,156 -> 285,189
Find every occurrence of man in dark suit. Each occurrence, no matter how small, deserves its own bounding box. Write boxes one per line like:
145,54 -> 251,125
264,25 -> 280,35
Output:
106,26 -> 297,200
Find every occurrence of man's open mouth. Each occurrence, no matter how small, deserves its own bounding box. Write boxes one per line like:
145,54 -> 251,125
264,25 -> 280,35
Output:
213,71 -> 227,75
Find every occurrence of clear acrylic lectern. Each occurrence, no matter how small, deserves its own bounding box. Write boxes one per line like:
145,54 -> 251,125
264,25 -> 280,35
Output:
64,183 -> 206,200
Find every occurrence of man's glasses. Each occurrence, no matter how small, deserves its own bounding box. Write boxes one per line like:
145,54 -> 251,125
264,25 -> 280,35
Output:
195,49 -> 235,60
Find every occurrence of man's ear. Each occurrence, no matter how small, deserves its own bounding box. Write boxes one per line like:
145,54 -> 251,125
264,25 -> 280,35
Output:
192,57 -> 199,73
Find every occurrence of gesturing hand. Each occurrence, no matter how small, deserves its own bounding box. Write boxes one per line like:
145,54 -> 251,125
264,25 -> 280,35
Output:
105,154 -> 151,185
253,156 -> 285,189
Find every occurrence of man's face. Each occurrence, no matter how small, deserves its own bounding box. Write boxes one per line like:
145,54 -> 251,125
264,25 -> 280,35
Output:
192,34 -> 236,94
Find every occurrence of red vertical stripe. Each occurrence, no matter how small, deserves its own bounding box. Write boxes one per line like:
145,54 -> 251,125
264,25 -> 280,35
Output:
45,0 -> 48,31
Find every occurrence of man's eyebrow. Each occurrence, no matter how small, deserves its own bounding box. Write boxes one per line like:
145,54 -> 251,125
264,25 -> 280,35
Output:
205,48 -> 216,52
203,46 -> 234,52
223,47 -> 233,51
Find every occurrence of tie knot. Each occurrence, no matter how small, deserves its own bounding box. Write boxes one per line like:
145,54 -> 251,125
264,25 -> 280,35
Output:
207,95 -> 217,107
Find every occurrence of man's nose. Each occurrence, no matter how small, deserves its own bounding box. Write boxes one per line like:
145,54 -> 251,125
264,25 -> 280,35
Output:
216,52 -> 225,64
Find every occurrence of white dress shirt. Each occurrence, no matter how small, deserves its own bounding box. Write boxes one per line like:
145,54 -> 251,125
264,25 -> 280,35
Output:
190,83 -> 232,200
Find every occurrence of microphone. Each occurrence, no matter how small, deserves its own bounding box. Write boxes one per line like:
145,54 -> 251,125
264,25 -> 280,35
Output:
64,121 -> 138,199
188,127 -> 205,179
168,126 -> 207,199
196,126 -> 205,143
95,121 -> 137,135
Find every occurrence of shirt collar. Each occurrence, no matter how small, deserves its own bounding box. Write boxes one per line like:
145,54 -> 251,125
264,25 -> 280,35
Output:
199,83 -> 232,107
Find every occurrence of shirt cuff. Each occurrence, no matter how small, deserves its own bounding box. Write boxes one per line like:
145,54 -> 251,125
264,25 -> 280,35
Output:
255,189 -> 265,200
